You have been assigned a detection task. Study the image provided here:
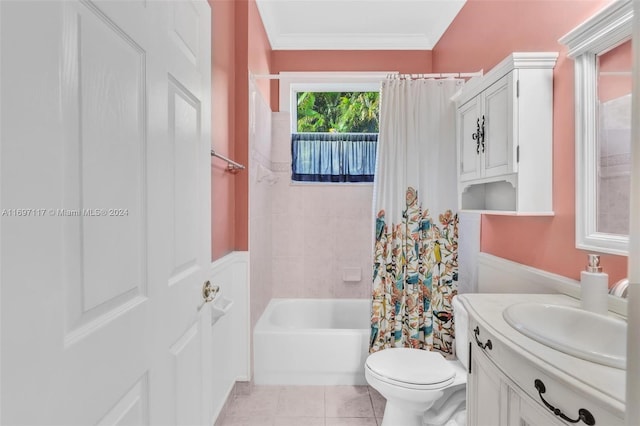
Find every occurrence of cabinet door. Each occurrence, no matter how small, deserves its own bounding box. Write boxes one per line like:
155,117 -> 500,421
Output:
482,73 -> 516,178
468,346 -> 504,426
458,96 -> 483,182
515,388 -> 564,426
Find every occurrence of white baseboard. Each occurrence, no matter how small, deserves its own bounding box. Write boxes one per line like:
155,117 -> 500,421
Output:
477,252 -> 627,316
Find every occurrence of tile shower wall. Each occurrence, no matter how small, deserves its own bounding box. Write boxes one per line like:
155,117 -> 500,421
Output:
249,83 -> 274,328
271,113 -> 374,299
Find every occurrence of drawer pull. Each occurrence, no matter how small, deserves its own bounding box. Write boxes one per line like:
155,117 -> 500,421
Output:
534,379 -> 595,425
473,326 -> 492,350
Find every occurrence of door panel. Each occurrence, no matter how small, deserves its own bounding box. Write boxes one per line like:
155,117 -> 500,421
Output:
469,347 -> 503,426
518,393 -> 562,426
458,97 -> 482,181
483,74 -> 515,178
62,0 -> 148,342
96,376 -> 149,426
170,322 -> 203,426
169,78 -> 201,281
171,1 -> 200,64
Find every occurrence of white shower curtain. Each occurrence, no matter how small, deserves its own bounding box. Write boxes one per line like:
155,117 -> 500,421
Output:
370,78 -> 462,355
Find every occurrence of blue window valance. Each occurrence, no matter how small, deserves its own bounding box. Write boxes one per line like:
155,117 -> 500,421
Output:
291,133 -> 378,183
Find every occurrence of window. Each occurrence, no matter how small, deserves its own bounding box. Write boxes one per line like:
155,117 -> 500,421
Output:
291,89 -> 380,183
296,92 -> 379,133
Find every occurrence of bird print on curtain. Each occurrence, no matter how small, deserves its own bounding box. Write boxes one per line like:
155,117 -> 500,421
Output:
370,187 -> 458,355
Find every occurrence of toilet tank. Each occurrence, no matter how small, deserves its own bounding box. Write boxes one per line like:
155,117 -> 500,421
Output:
452,295 -> 469,370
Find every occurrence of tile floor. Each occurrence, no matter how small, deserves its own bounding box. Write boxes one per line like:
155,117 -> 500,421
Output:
216,385 -> 386,426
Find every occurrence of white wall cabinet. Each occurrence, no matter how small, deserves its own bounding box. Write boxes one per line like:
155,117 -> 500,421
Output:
455,53 -> 558,215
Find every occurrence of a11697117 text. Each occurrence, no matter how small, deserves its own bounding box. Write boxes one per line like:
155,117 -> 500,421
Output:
1,208 -> 129,217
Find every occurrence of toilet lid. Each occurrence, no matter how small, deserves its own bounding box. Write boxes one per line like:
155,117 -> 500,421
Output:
366,348 -> 455,387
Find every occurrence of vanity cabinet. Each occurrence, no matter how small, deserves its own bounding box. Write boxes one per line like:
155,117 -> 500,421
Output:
513,386 -> 570,426
463,294 -> 626,426
455,53 -> 558,215
467,339 -> 503,425
468,335 -> 562,426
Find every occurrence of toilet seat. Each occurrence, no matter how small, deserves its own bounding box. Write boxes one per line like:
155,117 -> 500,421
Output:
365,348 -> 456,390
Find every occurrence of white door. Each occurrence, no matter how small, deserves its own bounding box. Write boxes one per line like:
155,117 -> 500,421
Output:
513,388 -> 564,426
457,96 -> 483,182
468,346 -> 504,426
483,73 -> 516,179
0,1 -> 212,425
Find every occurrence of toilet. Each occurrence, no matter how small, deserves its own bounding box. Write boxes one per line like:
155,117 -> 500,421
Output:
365,296 -> 469,426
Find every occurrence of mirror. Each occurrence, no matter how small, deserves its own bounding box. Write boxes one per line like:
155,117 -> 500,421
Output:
597,40 -> 632,236
560,0 -> 633,255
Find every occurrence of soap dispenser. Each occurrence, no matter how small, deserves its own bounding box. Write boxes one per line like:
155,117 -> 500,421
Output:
580,254 -> 609,315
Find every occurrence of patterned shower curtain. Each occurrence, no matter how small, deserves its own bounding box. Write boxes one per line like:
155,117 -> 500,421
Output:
370,78 -> 462,356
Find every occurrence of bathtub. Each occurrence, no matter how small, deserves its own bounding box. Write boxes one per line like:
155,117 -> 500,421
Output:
253,298 -> 370,385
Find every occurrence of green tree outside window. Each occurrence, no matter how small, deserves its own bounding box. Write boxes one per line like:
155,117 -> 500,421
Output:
296,92 -> 379,133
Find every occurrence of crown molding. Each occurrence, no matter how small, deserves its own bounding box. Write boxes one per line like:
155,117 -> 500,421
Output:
559,0 -> 633,57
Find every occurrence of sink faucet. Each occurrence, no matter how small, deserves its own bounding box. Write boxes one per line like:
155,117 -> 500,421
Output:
609,278 -> 629,298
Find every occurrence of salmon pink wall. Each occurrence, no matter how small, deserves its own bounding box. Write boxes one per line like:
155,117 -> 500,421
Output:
234,0 -> 272,252
210,0 -> 236,259
433,0 -> 628,285
210,0 -> 272,259
270,50 -> 433,111
249,1 -> 272,101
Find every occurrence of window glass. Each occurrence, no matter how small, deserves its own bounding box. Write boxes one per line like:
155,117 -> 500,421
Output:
296,92 -> 379,133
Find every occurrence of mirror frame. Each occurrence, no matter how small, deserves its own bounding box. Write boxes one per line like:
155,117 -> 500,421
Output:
560,0 -> 633,256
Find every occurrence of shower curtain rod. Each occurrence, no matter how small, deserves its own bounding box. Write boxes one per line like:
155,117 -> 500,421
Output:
390,71 -> 483,79
251,71 -> 483,80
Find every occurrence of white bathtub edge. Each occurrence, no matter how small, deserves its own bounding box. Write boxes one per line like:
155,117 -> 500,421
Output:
253,298 -> 371,386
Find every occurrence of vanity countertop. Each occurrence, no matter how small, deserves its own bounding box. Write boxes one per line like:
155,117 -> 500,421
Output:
458,293 -> 626,418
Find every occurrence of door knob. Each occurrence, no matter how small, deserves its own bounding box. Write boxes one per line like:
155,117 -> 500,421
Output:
202,281 -> 219,303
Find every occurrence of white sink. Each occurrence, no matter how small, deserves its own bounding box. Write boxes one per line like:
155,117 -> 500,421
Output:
503,303 -> 626,369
